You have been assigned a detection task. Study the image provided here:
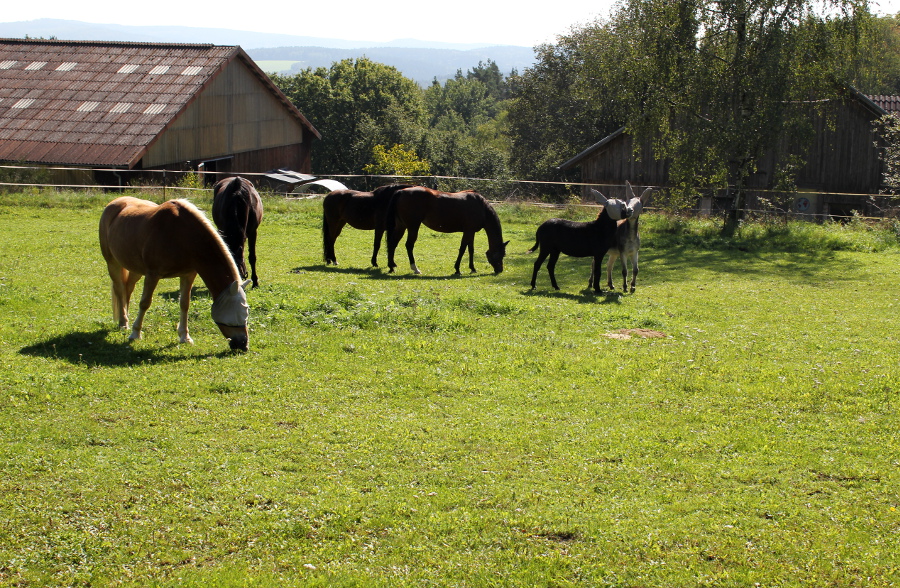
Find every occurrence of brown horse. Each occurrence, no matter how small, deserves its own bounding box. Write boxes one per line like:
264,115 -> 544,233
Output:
99,197 -> 250,351
213,177 -> 263,288
322,184 -> 413,267
385,187 -> 508,275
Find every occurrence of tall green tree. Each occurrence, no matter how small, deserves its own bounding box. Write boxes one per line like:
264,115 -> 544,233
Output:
588,0 -> 873,229
272,58 -> 427,176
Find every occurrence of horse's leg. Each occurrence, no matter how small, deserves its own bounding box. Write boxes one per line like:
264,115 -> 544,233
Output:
371,226 -> 383,267
386,226 -> 404,273
591,251 -> 607,293
629,250 -> 639,293
405,224 -> 422,274
325,219 -> 345,265
130,275 -> 160,341
606,250 -> 619,290
546,251 -> 561,290
454,233 -> 475,275
106,262 -> 130,328
531,248 -> 547,289
247,224 -> 259,288
177,273 -> 196,344
120,269 -> 143,328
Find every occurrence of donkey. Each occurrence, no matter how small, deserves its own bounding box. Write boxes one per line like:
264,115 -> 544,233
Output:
528,190 -> 633,292
594,181 -> 652,293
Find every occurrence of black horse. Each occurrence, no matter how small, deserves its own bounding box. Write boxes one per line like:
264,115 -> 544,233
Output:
322,184 -> 413,267
212,177 -> 263,288
529,190 -> 633,292
386,187 -> 508,275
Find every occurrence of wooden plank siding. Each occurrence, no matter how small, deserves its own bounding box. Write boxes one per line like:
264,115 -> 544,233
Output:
562,91 -> 887,212
142,60 -> 309,169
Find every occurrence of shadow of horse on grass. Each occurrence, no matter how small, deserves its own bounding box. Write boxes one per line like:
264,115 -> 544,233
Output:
19,328 -> 229,367
293,264 -> 486,282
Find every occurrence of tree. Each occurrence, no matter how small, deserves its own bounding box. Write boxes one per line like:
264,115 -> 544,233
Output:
587,0 -> 873,229
272,58 -> 427,176
363,144 -> 431,178
505,25 -> 626,186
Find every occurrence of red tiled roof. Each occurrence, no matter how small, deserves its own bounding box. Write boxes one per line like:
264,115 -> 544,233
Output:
0,39 -> 317,168
867,95 -> 900,114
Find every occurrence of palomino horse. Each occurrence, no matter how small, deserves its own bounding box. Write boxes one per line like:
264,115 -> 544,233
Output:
385,187 -> 509,275
529,189 -> 633,292
322,184 -> 413,267
99,197 -> 251,351
213,176 -> 263,288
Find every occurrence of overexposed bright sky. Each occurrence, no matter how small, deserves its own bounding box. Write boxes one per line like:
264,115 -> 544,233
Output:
4,0 -> 900,47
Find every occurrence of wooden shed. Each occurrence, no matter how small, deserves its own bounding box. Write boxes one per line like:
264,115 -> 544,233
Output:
558,88 -> 889,218
0,38 -> 320,186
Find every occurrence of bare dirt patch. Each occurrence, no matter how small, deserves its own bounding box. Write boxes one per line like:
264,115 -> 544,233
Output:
603,328 -> 668,340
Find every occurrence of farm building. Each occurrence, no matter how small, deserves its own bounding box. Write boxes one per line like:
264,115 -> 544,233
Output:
0,38 -> 320,186
558,88 -> 893,218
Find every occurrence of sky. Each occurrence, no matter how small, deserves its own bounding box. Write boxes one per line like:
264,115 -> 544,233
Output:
4,0 -> 900,48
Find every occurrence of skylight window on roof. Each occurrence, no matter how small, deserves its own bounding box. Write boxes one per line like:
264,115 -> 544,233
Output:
149,65 -> 170,75
180,66 -> 203,76
12,98 -> 36,109
56,62 -> 78,72
117,64 -> 139,74
110,103 -> 133,114
77,102 -> 100,112
143,104 -> 166,115
0,61 -> 17,70
25,62 -> 47,71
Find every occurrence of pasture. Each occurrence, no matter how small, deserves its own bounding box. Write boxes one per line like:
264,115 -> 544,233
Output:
0,189 -> 898,587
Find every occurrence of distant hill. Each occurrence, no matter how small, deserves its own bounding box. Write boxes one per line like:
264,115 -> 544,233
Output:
248,46 -> 535,85
0,19 -> 536,84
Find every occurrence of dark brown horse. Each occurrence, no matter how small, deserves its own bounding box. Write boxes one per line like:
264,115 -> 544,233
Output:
99,197 -> 250,351
386,187 -> 508,275
322,184 -> 413,267
213,177 -> 263,288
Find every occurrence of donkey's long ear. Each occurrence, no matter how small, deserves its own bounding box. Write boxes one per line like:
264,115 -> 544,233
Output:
640,187 -> 653,204
590,188 -> 608,204
626,181 -> 635,199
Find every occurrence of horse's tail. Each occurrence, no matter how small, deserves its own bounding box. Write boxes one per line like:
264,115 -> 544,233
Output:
527,231 -> 540,254
322,208 -> 333,262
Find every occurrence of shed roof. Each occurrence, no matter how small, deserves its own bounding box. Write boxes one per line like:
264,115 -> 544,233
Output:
0,38 -> 320,168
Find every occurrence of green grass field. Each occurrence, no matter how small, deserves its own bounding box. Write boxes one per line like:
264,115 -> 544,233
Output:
0,190 -> 898,586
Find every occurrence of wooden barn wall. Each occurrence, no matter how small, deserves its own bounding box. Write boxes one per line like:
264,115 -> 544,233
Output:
142,61 -> 308,169
578,99 -> 882,202
792,99 -> 882,194
579,133 -> 669,200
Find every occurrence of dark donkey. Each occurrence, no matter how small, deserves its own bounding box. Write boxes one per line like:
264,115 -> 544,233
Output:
386,187 -> 509,275
212,177 -> 263,288
322,184 -> 413,267
529,189 -> 633,292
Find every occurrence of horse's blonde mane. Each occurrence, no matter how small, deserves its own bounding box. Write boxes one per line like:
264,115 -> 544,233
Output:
173,199 -> 240,277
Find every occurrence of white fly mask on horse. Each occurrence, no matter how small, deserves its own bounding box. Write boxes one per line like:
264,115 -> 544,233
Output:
211,280 -> 250,327
590,189 -> 633,221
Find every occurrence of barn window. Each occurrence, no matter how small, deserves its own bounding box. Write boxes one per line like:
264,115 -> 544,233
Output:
143,104 -> 166,115
0,60 -> 18,69
56,62 -> 78,71
149,65 -> 170,75
117,64 -> 139,74
12,98 -> 35,109
77,101 -> 100,112
180,66 -> 203,76
110,102 -> 133,114
25,62 -> 47,71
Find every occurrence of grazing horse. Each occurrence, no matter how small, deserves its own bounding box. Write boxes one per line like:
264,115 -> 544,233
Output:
322,184 -> 413,267
529,190 -> 633,292
99,197 -> 251,351
603,181 -> 652,293
212,176 -> 263,288
385,187 -> 509,275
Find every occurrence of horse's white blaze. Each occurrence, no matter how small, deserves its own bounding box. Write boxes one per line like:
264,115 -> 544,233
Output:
211,280 -> 249,326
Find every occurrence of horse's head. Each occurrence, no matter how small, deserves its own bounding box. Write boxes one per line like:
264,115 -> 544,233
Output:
591,189 -> 633,221
625,181 -> 653,219
486,240 -> 509,274
211,280 -> 250,351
